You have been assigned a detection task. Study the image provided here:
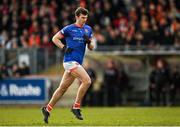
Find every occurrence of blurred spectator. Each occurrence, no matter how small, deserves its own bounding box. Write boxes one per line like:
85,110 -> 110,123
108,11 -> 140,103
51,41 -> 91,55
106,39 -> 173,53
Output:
19,62 -> 30,76
11,63 -> 21,78
149,58 -> 170,106
102,59 -> 119,106
174,19 -> 180,48
0,62 -> 31,79
0,64 -> 10,79
93,24 -> 106,45
117,63 -> 129,105
40,34 -> 53,52
20,29 -> 29,48
28,33 -> 40,48
169,66 -> 180,106
0,30 -> 8,48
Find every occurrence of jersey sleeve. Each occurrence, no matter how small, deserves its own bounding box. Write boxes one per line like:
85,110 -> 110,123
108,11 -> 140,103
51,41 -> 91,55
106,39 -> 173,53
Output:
60,26 -> 69,37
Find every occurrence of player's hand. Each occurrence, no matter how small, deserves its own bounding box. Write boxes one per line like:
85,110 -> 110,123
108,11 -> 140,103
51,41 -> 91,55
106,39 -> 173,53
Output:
83,34 -> 91,44
62,46 -> 73,53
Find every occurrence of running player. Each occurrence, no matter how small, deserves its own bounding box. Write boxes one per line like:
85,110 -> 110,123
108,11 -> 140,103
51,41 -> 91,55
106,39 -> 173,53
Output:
41,7 -> 94,123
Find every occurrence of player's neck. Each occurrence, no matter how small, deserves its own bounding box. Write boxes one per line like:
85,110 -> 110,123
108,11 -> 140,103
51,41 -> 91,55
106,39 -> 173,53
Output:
74,22 -> 84,28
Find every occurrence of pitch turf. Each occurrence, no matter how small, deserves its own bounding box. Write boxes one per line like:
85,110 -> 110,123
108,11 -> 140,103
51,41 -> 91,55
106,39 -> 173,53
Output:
0,107 -> 180,126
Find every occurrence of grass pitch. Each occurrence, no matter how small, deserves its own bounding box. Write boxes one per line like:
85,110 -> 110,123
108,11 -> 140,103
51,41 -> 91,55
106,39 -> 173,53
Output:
0,107 -> 180,126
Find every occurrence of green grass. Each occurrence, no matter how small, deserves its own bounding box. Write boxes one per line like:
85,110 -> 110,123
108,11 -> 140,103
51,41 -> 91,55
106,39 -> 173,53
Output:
0,107 -> 180,126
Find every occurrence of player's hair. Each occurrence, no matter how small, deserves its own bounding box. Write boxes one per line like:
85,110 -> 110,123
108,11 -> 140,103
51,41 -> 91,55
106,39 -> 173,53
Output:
75,7 -> 89,17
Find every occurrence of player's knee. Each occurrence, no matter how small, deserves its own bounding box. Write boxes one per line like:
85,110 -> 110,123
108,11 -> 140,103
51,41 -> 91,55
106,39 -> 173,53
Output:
84,77 -> 91,86
88,78 -> 92,85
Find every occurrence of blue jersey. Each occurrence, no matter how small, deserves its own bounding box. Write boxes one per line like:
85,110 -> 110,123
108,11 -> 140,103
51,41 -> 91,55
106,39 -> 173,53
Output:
60,24 -> 93,65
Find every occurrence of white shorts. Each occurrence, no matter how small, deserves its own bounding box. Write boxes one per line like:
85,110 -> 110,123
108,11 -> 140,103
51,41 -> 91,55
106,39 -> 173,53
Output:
63,61 -> 81,73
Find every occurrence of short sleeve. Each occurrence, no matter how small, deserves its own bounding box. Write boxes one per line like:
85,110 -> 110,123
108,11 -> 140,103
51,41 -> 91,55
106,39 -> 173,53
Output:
60,26 -> 69,37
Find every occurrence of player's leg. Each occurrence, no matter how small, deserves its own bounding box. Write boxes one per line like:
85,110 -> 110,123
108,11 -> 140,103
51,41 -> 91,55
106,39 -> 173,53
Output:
70,65 -> 91,120
42,71 -> 75,123
47,71 -> 75,109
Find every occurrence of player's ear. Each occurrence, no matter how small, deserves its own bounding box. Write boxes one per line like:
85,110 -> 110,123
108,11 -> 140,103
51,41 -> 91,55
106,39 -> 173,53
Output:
75,15 -> 78,21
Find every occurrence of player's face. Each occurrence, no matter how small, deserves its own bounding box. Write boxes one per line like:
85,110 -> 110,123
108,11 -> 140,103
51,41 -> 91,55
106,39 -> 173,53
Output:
76,14 -> 88,25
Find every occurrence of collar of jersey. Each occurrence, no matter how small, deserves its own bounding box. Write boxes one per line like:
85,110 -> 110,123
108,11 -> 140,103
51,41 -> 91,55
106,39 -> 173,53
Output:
74,23 -> 84,28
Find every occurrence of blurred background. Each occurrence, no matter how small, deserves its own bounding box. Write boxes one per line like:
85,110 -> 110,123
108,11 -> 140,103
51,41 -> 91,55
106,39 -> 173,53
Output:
0,0 -> 180,107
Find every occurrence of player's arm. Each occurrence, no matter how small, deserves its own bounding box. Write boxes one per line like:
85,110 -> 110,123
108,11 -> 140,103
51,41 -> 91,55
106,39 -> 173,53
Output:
87,38 -> 94,50
83,34 -> 94,50
52,32 -> 65,49
52,32 -> 73,53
